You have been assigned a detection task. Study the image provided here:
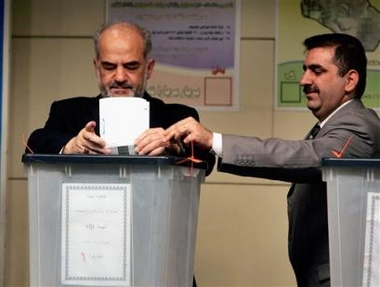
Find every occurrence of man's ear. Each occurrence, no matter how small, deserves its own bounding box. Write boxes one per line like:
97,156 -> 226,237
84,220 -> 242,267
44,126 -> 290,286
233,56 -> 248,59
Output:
345,69 -> 359,94
146,59 -> 155,79
93,58 -> 100,80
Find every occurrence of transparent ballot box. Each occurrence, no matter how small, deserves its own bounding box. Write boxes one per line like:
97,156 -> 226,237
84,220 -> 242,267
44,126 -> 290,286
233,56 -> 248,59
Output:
22,154 -> 206,287
322,158 -> 380,287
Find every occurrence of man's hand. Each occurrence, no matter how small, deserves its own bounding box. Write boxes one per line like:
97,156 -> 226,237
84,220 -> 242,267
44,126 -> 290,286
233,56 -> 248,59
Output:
62,121 -> 110,154
134,127 -> 174,156
164,117 -> 213,150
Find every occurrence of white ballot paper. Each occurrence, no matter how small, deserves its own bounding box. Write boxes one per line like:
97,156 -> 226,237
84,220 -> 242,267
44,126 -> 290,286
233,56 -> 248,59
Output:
61,183 -> 131,286
362,192 -> 380,287
99,97 -> 149,154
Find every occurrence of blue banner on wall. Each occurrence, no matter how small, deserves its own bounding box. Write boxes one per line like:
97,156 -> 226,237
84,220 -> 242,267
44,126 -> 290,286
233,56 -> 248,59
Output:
0,0 -> 3,148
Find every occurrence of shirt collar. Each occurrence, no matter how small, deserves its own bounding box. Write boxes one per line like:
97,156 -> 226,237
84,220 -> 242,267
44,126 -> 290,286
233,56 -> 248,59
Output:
319,99 -> 354,128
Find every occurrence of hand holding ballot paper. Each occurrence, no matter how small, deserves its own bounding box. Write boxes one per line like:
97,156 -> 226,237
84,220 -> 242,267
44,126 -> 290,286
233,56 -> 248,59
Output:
60,97 -> 157,155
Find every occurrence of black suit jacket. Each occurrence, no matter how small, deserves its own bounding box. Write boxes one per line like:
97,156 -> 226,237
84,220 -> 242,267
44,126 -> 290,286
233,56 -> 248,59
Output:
26,92 -> 215,175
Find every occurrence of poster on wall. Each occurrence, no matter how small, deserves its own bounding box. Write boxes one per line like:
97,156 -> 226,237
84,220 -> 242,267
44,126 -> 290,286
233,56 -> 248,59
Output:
276,0 -> 380,109
106,0 -> 241,111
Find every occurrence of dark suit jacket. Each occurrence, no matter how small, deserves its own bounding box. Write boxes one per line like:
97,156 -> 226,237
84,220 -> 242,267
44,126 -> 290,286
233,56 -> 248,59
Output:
216,99 -> 380,286
26,92 -> 215,175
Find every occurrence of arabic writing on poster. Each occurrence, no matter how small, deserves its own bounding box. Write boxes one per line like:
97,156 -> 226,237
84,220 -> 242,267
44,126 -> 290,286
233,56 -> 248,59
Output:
107,0 -> 240,111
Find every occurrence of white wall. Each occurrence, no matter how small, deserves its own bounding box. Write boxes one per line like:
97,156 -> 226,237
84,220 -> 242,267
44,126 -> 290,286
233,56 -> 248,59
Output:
6,0 -> 319,286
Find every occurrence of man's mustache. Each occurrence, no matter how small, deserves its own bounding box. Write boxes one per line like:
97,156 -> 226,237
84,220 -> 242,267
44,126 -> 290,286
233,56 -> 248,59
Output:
109,83 -> 134,89
303,85 -> 319,94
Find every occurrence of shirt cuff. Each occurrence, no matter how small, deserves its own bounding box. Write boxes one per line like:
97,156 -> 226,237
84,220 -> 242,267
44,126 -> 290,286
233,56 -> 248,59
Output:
211,132 -> 222,157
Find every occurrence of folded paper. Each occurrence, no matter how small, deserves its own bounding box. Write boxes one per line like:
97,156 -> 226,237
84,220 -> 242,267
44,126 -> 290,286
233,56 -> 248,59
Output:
99,97 -> 149,154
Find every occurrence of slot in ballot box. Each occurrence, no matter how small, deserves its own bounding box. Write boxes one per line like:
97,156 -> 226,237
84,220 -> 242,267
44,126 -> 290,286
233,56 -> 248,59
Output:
22,154 -> 206,287
322,158 -> 380,287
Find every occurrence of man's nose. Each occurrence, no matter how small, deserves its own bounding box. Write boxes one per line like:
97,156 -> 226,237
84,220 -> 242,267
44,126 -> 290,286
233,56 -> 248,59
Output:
299,71 -> 310,86
115,66 -> 127,82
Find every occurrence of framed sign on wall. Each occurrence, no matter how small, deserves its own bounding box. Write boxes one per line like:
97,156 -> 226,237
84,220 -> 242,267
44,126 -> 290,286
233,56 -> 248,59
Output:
106,0 -> 241,111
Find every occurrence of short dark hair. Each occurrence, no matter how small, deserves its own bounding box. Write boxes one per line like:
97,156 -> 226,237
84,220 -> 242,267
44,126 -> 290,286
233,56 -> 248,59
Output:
303,33 -> 367,98
93,21 -> 152,60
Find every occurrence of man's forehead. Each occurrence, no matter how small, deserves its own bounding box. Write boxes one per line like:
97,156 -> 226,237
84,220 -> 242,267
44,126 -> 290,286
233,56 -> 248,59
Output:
304,47 -> 335,64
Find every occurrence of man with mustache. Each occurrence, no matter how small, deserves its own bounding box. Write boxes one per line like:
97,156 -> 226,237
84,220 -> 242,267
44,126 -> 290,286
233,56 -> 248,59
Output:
158,33 -> 380,286
26,21 -> 215,175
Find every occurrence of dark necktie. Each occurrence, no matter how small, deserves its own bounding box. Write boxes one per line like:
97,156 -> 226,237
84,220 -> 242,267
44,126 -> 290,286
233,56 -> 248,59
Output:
308,124 -> 321,140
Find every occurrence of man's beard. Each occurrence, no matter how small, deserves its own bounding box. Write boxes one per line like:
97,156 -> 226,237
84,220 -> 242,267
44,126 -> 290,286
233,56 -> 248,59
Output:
134,74 -> 147,97
100,71 -> 148,98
